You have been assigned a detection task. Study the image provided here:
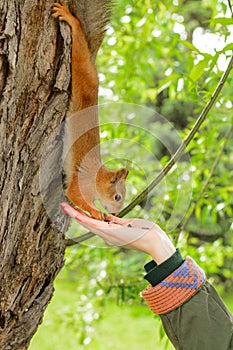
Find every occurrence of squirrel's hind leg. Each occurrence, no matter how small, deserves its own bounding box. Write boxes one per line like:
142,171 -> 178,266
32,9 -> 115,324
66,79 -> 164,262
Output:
51,1 -> 77,27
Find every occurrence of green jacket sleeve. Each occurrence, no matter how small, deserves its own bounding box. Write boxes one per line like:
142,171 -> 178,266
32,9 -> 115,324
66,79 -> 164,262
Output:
142,251 -> 233,350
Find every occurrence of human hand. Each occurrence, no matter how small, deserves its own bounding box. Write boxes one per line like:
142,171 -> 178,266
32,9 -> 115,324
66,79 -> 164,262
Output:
61,202 -> 176,264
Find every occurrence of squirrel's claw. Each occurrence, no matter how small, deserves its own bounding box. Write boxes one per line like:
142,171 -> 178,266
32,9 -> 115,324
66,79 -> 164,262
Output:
90,209 -> 107,221
51,1 -> 77,27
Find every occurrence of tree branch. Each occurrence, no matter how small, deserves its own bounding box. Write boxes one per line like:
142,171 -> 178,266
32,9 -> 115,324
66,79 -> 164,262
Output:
66,53 -> 233,247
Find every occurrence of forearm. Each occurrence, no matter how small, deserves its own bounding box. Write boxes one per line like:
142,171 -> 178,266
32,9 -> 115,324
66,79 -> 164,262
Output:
142,251 -> 233,350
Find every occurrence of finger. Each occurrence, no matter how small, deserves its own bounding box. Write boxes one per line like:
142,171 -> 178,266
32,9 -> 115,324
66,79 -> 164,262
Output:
105,215 -> 133,226
104,240 -> 114,247
127,218 -> 156,230
61,202 -> 86,219
61,202 -> 118,230
107,216 -> 155,230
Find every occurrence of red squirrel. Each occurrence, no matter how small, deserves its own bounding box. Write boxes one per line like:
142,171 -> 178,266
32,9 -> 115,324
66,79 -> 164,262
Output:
52,1 -> 128,220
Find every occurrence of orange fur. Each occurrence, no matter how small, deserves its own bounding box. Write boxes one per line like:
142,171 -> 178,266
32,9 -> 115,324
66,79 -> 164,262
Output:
52,1 -> 128,220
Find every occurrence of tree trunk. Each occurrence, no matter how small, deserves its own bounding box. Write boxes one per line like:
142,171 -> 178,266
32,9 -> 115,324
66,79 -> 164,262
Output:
0,1 -> 71,348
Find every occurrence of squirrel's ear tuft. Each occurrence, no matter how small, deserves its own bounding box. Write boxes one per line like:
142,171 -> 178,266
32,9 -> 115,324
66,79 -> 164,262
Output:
117,168 -> 129,180
109,168 -> 129,185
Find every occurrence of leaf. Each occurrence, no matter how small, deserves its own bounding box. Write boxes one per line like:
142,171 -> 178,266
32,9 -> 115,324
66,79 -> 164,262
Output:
157,74 -> 180,94
159,322 -> 166,340
210,17 -> 233,26
189,57 -> 210,82
219,43 -> 233,53
195,205 -> 201,221
143,88 -> 157,100
180,40 -> 201,53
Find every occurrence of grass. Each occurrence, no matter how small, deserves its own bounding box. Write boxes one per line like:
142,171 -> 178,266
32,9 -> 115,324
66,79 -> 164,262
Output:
85,303 -> 173,350
29,276 -> 233,350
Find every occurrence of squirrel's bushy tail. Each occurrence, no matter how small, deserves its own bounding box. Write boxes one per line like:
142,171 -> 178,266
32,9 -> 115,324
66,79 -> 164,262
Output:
68,0 -> 113,60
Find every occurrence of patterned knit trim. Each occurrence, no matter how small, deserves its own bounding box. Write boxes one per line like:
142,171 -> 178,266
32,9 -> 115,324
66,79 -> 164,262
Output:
142,257 -> 205,315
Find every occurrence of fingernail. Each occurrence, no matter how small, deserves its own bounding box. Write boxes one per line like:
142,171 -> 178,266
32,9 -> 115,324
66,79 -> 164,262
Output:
60,202 -> 69,211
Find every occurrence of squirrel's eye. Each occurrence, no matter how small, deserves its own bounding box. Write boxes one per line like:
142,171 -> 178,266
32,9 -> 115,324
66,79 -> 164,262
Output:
115,194 -> 121,201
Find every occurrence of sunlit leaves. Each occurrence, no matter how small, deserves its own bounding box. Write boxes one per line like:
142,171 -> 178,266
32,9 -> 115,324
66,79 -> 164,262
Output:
210,17 -> 233,25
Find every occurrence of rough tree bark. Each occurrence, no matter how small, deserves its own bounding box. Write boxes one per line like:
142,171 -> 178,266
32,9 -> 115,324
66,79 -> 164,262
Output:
0,1 -> 71,348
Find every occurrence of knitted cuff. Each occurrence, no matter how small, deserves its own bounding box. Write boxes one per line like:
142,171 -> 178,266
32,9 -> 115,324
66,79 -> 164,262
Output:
144,249 -> 184,286
142,257 -> 205,315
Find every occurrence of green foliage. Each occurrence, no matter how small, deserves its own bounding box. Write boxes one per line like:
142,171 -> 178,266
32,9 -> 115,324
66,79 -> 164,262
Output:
38,0 -> 233,348
96,0 -> 233,291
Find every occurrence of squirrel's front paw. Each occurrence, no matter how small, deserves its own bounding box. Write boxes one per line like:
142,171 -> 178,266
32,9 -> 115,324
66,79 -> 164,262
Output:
89,209 -> 107,221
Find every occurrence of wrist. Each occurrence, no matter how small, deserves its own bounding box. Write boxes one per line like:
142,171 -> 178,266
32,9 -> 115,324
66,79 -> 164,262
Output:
150,245 -> 176,265
146,227 -> 176,265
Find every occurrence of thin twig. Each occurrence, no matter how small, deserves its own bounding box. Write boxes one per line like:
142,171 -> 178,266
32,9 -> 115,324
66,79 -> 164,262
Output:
66,53 -> 233,247
180,122 -> 233,232
65,232 -> 96,246
228,0 -> 233,17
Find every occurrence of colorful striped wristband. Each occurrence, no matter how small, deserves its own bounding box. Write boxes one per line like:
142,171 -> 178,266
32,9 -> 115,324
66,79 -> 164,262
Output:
142,257 -> 205,315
